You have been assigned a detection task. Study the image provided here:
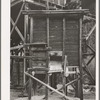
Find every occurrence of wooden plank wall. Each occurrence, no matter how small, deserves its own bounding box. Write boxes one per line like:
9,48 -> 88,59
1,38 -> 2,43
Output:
49,18 -> 63,51
32,17 -> 47,43
30,17 -> 79,66
65,20 -> 79,66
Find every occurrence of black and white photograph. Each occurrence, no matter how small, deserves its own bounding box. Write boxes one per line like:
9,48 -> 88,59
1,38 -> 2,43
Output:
1,0 -> 99,100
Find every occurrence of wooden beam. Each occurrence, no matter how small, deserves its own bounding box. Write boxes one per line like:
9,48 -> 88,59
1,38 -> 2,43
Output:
25,0 -> 64,9
82,53 -> 94,56
84,15 -> 96,21
87,44 -> 95,53
24,42 -> 47,46
25,72 -> 80,100
23,3 -> 29,85
64,55 -> 67,95
46,0 -> 49,9
10,55 -> 47,61
86,24 -> 96,40
11,2 -> 25,35
30,17 -> 33,43
83,67 -> 95,84
62,18 -> 67,95
51,77 -> 80,94
46,2 -> 49,99
86,54 -> 95,66
10,45 -> 23,50
58,0 -> 60,5
62,17 -> 66,61
25,0 -> 46,7
11,18 -> 24,41
11,0 -> 22,7
22,9 -> 89,15
78,16 -> 83,100
64,0 -> 66,4
65,77 -> 80,87
47,18 -> 49,46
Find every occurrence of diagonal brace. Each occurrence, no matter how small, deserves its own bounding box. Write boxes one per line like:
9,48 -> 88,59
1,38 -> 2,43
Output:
87,44 -> 95,54
82,59 -> 95,84
86,54 -> 95,66
11,2 -> 25,35
86,24 -> 96,40
11,18 -> 24,41
25,72 -> 80,100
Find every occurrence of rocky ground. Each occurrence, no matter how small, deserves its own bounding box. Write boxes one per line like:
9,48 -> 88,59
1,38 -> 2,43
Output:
10,84 -> 95,100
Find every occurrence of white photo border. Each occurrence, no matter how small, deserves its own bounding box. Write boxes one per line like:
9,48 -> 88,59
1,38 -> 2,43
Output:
1,0 -> 99,100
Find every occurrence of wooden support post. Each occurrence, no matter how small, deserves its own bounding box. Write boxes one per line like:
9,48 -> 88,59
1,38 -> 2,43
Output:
63,18 -> 67,96
45,45 -> 49,100
46,17 -> 50,100
46,0 -> 49,9
30,17 -> 34,43
64,0 -> 66,5
28,70 -> 32,100
30,16 -> 38,95
64,56 -> 67,95
10,52 -> 14,83
46,2 -> 49,100
77,16 -> 83,100
63,17 -> 66,59
58,0 -> 60,5
28,28 -> 33,99
23,3 -> 29,85
11,2 -> 25,35
47,18 -> 49,46
45,72 -> 48,100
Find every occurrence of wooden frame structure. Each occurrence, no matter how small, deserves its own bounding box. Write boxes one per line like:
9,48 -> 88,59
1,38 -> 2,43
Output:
10,0 -> 96,100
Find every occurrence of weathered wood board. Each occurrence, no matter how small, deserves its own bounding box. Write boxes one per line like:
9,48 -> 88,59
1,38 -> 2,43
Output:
65,20 -> 79,66
49,18 -> 63,51
29,16 -> 80,66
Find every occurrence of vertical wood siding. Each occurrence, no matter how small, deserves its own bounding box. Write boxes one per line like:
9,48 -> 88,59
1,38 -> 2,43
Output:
49,18 -> 63,51
65,19 -> 79,66
31,17 -> 80,66
33,18 -> 47,43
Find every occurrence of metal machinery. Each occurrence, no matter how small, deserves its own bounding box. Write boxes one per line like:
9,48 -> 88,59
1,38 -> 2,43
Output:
10,0 -> 96,100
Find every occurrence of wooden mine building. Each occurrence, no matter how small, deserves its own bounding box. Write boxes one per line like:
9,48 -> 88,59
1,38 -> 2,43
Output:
10,0 -> 96,100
